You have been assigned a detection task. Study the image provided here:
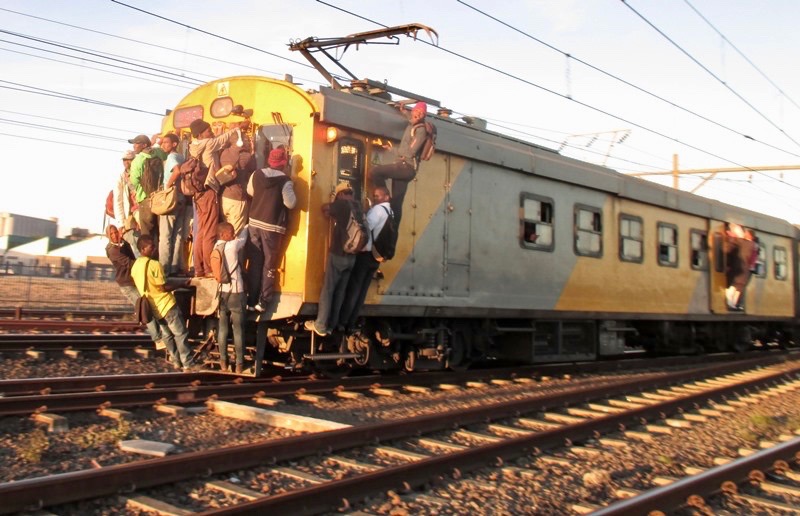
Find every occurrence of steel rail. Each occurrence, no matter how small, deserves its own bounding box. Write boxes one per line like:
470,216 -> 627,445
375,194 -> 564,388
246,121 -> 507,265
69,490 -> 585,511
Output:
0,320 -> 141,332
0,357 -> 792,513
0,308 -> 131,320
591,437 -> 800,515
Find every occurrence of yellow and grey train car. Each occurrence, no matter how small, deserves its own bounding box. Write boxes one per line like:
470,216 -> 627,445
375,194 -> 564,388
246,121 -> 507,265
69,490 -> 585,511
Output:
163,76 -> 797,372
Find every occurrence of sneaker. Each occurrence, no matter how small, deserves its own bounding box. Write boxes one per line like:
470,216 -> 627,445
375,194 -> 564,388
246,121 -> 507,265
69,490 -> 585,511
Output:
154,339 -> 166,351
253,303 -> 266,313
304,320 -> 328,336
183,363 -> 203,372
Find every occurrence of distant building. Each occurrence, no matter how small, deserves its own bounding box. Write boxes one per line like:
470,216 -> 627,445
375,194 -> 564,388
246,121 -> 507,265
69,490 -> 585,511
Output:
0,213 -> 58,239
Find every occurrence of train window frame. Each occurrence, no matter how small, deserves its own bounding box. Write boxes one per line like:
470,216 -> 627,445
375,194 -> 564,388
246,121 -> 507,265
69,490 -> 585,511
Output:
619,213 -> 643,263
689,229 -> 708,271
210,97 -> 234,118
172,106 -> 204,130
774,246 -> 788,281
573,204 -> 602,258
336,137 -> 365,200
657,222 -> 678,268
520,193 -> 554,252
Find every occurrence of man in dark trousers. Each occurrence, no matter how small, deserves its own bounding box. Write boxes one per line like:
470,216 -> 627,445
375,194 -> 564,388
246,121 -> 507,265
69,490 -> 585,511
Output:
246,146 -> 296,312
370,101 -> 428,225
304,183 -> 359,336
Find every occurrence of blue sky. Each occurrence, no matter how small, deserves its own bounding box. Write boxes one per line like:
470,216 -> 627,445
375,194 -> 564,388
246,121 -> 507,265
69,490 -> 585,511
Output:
2,0 -> 800,235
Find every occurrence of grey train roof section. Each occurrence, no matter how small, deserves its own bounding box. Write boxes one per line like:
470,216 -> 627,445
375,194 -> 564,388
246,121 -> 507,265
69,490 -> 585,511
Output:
314,86 -> 794,238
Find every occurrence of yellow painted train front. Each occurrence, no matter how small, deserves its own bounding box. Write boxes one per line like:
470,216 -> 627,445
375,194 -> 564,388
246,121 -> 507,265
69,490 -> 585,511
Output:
162,75 -> 798,373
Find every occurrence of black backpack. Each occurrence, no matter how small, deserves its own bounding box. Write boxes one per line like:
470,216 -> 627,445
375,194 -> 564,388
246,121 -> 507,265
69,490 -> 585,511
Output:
371,205 -> 397,262
140,153 -> 164,196
343,201 -> 369,254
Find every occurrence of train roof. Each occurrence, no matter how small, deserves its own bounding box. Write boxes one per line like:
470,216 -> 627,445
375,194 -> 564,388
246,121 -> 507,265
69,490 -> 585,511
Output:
313,84 -> 795,238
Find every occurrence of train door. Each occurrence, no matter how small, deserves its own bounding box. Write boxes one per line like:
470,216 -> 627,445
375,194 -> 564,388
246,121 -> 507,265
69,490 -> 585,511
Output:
444,158 -> 472,297
708,218 -> 729,313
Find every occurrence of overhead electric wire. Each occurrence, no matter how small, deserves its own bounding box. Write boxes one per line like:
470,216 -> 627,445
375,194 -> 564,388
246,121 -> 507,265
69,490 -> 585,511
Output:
0,108 -> 138,134
0,6 -> 329,87
0,47 -> 194,89
457,0 -> 800,162
620,0 -> 800,150
0,117 -> 124,141
0,132 -> 120,153
683,0 -> 800,112
0,80 -> 164,116
316,1 -> 800,193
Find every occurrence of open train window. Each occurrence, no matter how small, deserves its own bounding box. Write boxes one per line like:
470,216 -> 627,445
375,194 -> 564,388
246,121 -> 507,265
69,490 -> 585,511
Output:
619,214 -> 643,263
690,229 -> 708,270
520,193 -> 554,251
337,138 -> 365,200
774,246 -> 788,280
574,205 -> 602,258
657,222 -> 678,267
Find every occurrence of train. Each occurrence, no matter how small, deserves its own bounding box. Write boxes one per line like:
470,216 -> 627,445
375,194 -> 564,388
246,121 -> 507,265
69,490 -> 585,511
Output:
161,72 -> 797,376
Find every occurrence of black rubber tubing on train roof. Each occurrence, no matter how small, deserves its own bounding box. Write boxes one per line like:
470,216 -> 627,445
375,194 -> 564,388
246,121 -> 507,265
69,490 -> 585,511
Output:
0,356 -> 794,514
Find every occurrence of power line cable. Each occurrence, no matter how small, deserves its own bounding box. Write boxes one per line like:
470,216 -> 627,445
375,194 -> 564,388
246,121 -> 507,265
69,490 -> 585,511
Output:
683,0 -> 800,112
0,108 -> 138,133
316,1 -> 800,193
0,132 -> 120,153
0,80 -> 164,116
0,117 -> 123,141
456,0 -> 800,161
620,0 -> 800,149
0,6 -> 329,87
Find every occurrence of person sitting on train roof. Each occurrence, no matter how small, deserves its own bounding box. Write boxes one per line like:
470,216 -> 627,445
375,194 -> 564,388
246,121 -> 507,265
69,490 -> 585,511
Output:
105,224 -> 164,350
158,133 -> 190,277
214,221 -> 248,374
188,118 -> 249,277
112,150 -> 140,257
129,134 -> 166,242
218,132 -> 257,236
304,182 -> 362,337
724,222 -> 756,311
338,186 -> 392,334
245,146 -> 297,313
132,234 -> 199,371
370,101 -> 429,226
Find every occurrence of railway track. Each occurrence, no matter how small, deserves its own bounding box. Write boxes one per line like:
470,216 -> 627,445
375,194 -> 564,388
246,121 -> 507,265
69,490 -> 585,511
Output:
1,355 -> 797,514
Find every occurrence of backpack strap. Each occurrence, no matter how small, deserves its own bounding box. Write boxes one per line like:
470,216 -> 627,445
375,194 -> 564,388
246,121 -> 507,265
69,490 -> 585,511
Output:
373,205 -> 393,240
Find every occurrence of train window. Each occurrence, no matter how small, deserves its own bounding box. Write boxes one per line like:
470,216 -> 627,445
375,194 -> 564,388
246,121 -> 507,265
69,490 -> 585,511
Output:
574,205 -> 602,257
337,138 -> 365,200
210,97 -> 233,118
173,106 -> 203,130
657,223 -> 678,267
520,193 -> 554,251
690,229 -> 708,270
753,239 -> 767,277
774,246 -> 788,280
619,214 -> 643,263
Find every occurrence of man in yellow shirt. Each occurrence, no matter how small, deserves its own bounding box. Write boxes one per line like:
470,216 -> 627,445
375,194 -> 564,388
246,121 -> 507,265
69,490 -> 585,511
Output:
132,235 -> 198,371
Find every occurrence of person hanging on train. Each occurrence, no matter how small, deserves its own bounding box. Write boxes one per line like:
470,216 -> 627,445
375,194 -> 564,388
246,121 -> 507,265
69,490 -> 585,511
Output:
218,132 -> 256,236
187,118 -> 249,277
128,134 -> 166,242
112,150 -> 140,256
158,133 -> 191,277
370,101 -> 429,225
213,221 -> 248,373
724,223 -> 756,310
338,186 -> 392,334
105,224 -> 163,350
304,183 -> 362,336
245,146 -> 297,312
133,234 -> 199,371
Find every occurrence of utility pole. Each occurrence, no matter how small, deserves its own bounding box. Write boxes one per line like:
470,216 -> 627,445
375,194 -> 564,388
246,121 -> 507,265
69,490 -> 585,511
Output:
630,154 -> 800,193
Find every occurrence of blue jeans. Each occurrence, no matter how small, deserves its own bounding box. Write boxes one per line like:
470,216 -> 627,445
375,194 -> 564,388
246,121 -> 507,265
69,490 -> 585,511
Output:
158,202 -> 190,276
218,291 -> 246,367
119,285 -> 161,343
339,251 -> 380,331
246,228 -> 283,306
157,306 -> 194,367
315,253 -> 356,333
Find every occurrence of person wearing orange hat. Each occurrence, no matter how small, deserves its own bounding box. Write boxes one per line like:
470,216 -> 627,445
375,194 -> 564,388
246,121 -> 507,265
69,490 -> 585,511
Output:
370,101 -> 429,225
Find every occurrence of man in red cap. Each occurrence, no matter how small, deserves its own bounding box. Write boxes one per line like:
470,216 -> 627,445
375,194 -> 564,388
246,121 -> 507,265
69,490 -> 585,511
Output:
370,101 -> 429,225
245,146 -> 296,311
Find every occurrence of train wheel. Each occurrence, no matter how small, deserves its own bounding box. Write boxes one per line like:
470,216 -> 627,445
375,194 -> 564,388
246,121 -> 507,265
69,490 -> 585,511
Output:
347,332 -> 371,367
403,350 -> 416,373
447,328 -> 471,371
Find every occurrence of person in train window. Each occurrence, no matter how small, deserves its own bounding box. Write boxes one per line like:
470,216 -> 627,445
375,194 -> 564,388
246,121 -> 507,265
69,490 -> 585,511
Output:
724,223 -> 756,310
188,118 -> 249,277
304,183 -> 360,336
158,133 -> 190,277
133,235 -> 198,371
105,224 -> 163,349
370,101 -> 428,225
338,186 -> 392,333
245,146 -> 297,312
